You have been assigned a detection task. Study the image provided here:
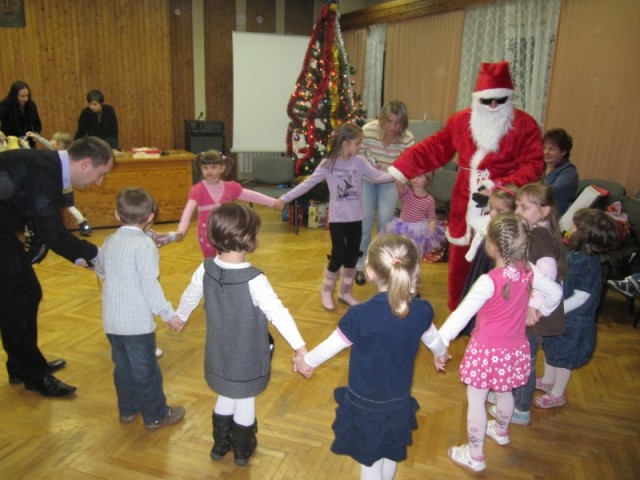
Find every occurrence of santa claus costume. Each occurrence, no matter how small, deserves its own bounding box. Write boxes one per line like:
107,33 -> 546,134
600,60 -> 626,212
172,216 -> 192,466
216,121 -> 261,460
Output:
388,61 -> 543,311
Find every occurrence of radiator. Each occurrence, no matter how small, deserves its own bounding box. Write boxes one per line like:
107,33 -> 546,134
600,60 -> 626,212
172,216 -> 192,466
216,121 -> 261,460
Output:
237,152 -> 285,176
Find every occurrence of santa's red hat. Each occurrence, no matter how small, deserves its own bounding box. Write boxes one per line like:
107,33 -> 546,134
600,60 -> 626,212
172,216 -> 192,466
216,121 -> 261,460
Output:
473,61 -> 514,99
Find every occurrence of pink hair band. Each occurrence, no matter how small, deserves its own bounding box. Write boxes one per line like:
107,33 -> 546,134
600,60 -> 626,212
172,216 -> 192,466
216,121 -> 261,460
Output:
494,185 -> 516,197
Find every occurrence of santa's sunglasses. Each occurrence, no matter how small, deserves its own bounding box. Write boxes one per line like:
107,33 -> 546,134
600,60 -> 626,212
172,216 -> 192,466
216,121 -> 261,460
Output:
479,96 -> 509,105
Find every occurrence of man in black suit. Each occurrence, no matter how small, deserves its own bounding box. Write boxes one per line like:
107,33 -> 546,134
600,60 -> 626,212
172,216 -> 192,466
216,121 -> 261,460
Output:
0,136 -> 113,397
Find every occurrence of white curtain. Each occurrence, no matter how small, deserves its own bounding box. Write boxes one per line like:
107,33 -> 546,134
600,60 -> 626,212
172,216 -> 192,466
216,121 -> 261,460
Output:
456,0 -> 561,125
362,23 -> 387,120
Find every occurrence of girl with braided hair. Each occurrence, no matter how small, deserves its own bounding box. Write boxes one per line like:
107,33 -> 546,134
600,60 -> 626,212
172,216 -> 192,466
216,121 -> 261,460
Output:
490,183 -> 566,425
437,213 -> 563,472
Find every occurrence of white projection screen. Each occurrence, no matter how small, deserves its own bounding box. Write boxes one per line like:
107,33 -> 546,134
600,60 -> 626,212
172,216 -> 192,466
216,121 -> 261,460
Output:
232,32 -> 310,152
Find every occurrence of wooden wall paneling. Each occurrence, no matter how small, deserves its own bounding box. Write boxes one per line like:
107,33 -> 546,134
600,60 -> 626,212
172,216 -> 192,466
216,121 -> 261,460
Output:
384,10 -> 464,125
545,0 -> 640,195
284,0 -> 315,35
246,0 -> 276,33
204,1 -> 235,161
170,0 -> 195,150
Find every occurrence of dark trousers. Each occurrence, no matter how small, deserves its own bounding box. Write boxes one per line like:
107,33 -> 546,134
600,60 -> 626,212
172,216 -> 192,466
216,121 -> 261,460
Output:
107,332 -> 168,423
328,221 -> 362,272
0,233 -> 49,382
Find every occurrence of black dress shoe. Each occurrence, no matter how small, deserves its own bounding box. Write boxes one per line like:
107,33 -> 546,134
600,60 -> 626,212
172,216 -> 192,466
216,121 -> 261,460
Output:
24,375 -> 77,397
355,271 -> 366,286
8,359 -> 66,385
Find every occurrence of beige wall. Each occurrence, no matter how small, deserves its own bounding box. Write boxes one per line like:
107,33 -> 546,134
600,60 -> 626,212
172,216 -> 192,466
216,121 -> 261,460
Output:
544,0 -> 640,195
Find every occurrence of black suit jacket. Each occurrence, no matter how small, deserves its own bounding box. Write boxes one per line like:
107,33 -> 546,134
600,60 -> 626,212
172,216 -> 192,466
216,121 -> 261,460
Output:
0,149 -> 98,263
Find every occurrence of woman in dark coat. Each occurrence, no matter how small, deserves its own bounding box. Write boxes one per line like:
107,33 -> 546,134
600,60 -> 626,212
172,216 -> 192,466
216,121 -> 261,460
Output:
0,81 -> 42,148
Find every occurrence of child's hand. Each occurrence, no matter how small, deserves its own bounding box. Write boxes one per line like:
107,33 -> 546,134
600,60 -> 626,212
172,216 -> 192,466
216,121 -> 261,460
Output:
153,232 -> 171,247
273,199 -> 285,211
292,354 -> 313,379
434,349 -> 450,372
525,306 -> 541,326
74,258 -> 94,270
166,316 -> 186,332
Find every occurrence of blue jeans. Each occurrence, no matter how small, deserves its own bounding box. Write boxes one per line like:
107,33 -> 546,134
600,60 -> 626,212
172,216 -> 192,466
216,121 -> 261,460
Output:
357,180 -> 399,270
107,333 -> 167,424
513,333 -> 541,412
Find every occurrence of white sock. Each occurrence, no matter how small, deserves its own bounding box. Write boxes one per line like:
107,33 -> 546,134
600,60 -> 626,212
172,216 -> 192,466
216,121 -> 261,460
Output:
540,360 -> 556,385
550,368 -> 572,398
214,396 -> 256,426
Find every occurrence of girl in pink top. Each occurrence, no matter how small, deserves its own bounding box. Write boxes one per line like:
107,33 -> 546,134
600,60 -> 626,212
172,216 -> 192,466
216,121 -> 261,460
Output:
435,213 -> 562,473
380,172 -> 445,257
160,151 -> 278,257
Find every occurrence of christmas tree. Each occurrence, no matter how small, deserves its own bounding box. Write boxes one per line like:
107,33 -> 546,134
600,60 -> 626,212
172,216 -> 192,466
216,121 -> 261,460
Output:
286,0 -> 367,177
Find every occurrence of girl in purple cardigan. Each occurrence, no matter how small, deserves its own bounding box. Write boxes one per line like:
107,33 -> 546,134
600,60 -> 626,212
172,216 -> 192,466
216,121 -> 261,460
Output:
275,124 -> 394,310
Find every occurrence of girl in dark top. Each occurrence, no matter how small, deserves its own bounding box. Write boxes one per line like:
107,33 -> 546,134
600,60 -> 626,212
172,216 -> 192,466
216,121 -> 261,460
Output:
294,234 -> 448,479
74,89 -> 120,150
536,208 -> 617,409
0,81 -> 42,148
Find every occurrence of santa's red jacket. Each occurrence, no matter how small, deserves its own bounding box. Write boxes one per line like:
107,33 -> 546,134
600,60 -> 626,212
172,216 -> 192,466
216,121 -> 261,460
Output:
389,108 -> 543,245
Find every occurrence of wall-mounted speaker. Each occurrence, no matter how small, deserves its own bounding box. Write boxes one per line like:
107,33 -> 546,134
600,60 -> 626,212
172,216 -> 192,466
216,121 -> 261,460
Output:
185,120 -> 225,183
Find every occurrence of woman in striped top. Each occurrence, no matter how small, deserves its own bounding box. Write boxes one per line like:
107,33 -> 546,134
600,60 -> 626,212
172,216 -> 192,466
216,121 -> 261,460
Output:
356,101 -> 415,285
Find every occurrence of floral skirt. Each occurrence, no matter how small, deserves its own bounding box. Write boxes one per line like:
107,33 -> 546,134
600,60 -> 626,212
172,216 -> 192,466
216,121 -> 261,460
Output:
459,337 -> 531,392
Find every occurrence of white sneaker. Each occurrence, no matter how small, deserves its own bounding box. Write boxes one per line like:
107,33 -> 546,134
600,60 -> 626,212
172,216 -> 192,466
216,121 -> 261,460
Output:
155,348 -> 164,358
486,420 -> 510,445
448,444 -> 486,472
489,404 -> 531,425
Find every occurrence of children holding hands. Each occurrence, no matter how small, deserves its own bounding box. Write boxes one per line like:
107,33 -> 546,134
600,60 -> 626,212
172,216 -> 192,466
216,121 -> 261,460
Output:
293,234 -> 448,480
156,150 -> 280,257
175,202 -> 307,466
95,188 -> 185,431
437,213 -> 563,472
274,123 -> 395,310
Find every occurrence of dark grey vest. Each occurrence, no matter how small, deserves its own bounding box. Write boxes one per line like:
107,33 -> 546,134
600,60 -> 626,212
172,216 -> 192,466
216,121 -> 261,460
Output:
203,259 -> 271,398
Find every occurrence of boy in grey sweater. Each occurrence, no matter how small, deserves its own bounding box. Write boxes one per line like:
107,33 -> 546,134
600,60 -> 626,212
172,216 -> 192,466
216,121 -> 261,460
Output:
95,187 -> 185,430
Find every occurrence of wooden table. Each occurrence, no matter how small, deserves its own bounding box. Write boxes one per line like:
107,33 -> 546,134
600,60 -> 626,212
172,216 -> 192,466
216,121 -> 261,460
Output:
67,150 -> 195,229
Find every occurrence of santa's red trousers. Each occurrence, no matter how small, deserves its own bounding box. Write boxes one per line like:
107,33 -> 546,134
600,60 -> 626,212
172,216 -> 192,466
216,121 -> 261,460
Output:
447,243 -> 472,312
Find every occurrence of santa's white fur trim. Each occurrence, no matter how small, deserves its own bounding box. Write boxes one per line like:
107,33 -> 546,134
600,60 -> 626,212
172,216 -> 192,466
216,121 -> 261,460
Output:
446,228 -> 471,246
472,88 -> 513,100
387,166 -> 408,183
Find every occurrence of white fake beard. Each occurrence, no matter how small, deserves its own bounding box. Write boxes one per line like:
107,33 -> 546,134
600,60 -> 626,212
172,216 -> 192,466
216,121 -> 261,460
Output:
470,99 -> 515,152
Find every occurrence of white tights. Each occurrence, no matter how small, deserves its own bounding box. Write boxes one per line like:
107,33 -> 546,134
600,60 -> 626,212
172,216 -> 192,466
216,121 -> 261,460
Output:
360,458 -> 397,480
467,386 -> 513,459
214,395 -> 256,426
540,361 -> 572,397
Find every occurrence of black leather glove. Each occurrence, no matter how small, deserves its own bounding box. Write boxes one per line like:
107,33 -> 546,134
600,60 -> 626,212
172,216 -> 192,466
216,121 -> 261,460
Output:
472,192 -> 489,208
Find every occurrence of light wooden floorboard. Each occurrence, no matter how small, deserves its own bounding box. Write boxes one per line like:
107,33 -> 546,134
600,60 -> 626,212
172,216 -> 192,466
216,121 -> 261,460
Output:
1,204 -> 639,479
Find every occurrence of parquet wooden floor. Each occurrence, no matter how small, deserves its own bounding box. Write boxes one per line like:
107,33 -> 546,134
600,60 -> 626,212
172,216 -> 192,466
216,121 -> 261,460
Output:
1,205 -> 639,479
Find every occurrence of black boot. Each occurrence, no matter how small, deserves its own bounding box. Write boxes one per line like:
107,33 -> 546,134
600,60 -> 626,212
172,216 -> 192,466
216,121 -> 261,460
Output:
230,420 -> 258,467
210,413 -> 234,460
